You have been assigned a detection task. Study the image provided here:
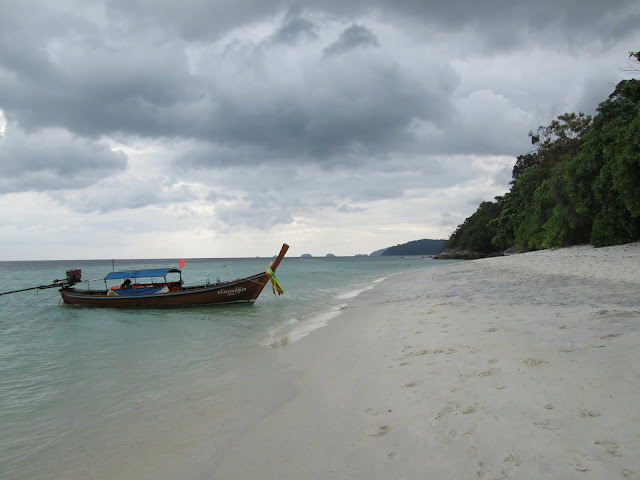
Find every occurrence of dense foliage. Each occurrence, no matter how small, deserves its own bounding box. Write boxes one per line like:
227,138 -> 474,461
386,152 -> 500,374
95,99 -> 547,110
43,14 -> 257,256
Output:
448,201 -> 506,253
448,52 -> 640,253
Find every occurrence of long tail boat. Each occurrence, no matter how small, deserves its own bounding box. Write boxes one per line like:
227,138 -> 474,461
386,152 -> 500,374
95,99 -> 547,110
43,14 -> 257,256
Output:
56,244 -> 289,308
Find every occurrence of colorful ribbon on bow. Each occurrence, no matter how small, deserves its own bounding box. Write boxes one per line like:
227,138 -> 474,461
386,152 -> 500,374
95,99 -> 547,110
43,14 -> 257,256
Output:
265,266 -> 284,295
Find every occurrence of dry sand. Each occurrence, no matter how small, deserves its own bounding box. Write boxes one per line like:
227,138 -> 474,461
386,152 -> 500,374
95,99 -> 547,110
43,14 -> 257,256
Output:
214,243 -> 640,479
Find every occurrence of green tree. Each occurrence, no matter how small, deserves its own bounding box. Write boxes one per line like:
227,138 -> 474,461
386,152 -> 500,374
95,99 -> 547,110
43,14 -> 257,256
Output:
566,78 -> 640,246
491,190 -> 519,248
448,200 -> 504,253
511,152 -> 538,180
511,112 -> 592,250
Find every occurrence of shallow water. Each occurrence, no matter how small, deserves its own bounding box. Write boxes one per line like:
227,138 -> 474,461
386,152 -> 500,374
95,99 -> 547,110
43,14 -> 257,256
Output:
0,255 -> 456,479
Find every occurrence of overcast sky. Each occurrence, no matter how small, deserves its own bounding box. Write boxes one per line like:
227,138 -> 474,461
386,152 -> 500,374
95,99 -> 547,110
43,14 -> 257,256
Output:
0,0 -> 638,260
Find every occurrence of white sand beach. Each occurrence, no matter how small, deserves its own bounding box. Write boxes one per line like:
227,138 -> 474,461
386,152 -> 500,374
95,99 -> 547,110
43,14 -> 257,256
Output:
214,243 -> 640,479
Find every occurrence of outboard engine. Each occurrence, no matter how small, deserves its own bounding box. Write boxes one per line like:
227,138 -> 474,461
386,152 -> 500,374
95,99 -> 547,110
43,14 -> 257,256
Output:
66,269 -> 82,285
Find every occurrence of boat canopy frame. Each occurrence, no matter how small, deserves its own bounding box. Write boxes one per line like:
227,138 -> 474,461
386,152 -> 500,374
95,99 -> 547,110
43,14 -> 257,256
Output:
103,268 -> 182,289
104,269 -> 181,280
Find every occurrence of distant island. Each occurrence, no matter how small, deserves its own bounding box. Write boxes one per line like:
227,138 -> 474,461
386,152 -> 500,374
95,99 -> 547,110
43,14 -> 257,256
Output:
301,241 -> 447,258
374,239 -> 447,256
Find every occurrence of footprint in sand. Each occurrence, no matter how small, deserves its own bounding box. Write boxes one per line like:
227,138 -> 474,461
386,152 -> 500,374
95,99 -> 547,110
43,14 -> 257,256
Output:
462,404 -> 477,415
522,358 -> 548,367
477,460 -> 494,479
501,453 -> 522,476
578,409 -> 601,417
534,419 -> 561,430
565,450 -> 590,472
435,402 -> 460,420
600,333 -> 623,339
595,440 -> 622,457
368,425 -> 393,437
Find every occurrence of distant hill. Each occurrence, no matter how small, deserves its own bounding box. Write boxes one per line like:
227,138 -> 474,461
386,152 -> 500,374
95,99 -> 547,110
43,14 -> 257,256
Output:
369,248 -> 387,257
381,239 -> 447,256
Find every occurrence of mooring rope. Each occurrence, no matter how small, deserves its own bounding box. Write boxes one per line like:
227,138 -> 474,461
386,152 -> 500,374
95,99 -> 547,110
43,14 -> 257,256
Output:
2,290 -> 60,309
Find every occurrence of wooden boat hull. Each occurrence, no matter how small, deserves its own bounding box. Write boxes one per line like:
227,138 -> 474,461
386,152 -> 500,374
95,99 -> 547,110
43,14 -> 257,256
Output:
60,273 -> 271,308
59,244 -> 288,308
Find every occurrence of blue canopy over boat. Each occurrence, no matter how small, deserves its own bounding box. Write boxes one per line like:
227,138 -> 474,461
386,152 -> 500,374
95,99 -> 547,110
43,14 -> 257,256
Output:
104,269 -> 181,280
110,286 -> 168,295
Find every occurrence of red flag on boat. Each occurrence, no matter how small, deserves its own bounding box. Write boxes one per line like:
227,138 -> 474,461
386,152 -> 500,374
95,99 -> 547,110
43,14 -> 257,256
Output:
179,258 -> 185,268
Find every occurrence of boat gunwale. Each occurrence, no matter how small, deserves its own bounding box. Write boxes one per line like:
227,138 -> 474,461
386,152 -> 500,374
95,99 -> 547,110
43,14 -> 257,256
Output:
60,273 -> 268,300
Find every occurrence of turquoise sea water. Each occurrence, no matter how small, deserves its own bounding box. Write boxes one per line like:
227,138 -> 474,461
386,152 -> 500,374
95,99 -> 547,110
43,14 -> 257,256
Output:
0,255 -> 456,479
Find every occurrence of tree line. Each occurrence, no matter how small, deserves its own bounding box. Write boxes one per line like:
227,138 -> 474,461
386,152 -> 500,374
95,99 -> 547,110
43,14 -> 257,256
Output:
447,51 -> 640,254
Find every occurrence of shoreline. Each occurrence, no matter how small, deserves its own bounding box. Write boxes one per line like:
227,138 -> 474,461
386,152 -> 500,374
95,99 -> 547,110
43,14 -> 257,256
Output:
212,243 -> 640,479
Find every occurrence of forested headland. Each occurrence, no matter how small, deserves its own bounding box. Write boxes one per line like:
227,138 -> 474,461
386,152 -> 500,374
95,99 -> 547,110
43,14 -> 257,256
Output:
446,51 -> 640,256
381,239 -> 446,256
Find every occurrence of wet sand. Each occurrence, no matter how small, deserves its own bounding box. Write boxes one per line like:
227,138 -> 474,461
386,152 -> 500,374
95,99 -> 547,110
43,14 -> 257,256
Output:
214,243 -> 640,479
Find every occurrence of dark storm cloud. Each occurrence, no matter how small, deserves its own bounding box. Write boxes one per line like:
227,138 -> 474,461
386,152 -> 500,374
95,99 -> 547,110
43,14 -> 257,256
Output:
361,0 -> 639,46
173,49 -> 456,168
92,0 -> 640,54
323,25 -> 380,56
0,126 -> 127,193
102,0 -> 640,45
0,0 -> 638,195
0,33 -> 195,137
269,11 -> 319,45
103,0 -> 279,41
2,1 -> 636,138
0,3 -> 452,169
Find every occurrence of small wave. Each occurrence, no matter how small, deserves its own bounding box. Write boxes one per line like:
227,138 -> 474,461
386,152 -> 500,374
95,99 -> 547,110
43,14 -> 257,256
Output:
335,285 -> 374,300
263,306 -> 345,349
264,275 -> 390,347
335,275 -> 391,299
